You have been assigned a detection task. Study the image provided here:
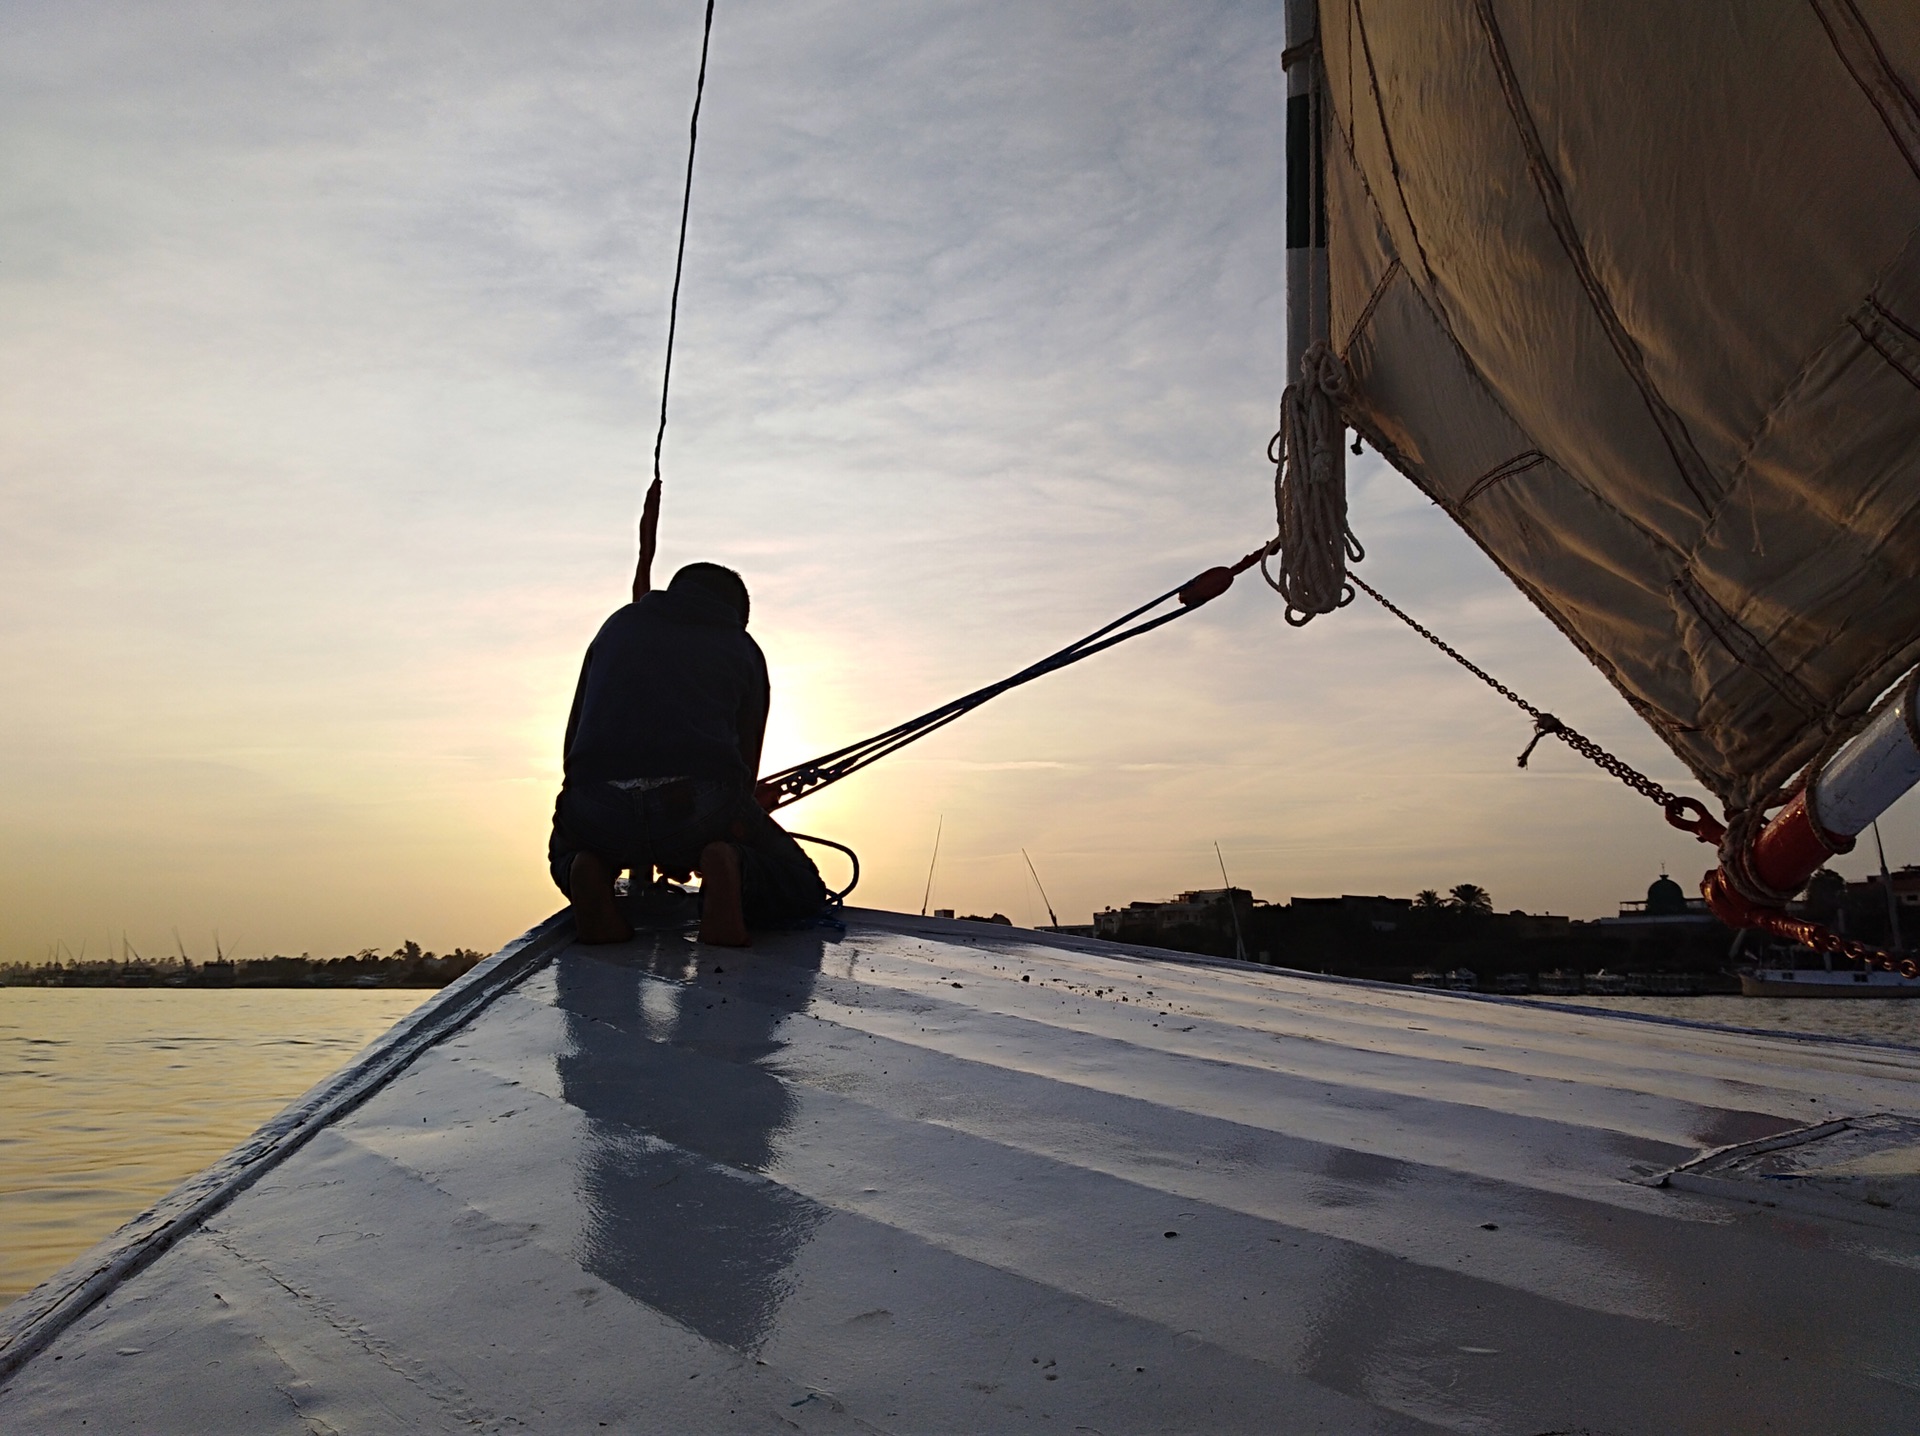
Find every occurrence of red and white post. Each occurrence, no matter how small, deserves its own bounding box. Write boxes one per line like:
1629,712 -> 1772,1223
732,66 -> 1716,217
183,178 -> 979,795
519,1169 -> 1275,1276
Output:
1705,669 -> 1920,929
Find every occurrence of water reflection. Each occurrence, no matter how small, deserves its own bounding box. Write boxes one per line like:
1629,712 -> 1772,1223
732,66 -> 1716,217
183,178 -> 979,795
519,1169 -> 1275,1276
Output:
554,929 -> 829,1353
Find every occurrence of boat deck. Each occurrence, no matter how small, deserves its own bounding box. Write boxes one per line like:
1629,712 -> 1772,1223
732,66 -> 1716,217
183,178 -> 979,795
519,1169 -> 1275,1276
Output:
7,911 -> 1920,1432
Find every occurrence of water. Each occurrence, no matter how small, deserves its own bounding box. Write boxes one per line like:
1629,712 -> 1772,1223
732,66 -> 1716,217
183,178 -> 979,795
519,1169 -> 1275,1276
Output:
0,988 -> 428,1309
1518,993 -> 1920,1047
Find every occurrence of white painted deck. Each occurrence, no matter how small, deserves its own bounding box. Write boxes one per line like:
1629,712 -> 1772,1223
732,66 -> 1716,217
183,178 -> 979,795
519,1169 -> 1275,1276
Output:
7,910 -> 1920,1432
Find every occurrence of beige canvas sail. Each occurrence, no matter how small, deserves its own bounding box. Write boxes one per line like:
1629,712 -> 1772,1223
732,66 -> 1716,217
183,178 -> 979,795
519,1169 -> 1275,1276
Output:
1315,0 -> 1920,810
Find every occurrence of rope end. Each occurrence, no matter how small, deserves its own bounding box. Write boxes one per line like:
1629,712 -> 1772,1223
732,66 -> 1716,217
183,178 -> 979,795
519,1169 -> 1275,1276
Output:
633,477 -> 663,602
1515,713 -> 1565,769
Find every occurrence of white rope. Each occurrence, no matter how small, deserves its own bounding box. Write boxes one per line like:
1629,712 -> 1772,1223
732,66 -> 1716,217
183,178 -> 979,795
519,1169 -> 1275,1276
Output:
1262,341 -> 1360,625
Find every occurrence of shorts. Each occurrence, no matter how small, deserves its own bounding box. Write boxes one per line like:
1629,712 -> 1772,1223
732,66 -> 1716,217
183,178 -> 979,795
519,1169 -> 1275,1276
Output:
548,776 -> 828,928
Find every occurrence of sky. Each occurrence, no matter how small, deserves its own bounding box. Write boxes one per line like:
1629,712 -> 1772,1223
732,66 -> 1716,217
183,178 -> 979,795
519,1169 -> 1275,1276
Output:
6,0 -> 1917,964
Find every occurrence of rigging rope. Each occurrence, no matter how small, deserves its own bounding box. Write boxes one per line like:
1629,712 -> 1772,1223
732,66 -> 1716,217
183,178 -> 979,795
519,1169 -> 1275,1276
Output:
757,539 -> 1278,811
616,5 -> 1898,972
789,832 -> 860,903
1260,331 -> 1892,964
1263,342 -> 1361,625
635,0 -> 718,600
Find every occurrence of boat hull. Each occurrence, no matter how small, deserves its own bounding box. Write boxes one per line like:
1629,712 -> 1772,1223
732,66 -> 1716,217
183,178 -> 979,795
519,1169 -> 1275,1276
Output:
1740,968 -> 1920,997
11,911 -> 1920,1432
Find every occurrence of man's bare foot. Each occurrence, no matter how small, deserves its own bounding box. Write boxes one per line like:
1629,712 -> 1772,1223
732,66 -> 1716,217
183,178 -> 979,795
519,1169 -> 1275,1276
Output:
697,840 -> 749,947
568,852 -> 633,945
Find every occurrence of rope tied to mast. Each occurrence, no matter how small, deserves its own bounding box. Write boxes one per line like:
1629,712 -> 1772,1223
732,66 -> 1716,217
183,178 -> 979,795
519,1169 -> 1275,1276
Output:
1263,341 -> 1361,625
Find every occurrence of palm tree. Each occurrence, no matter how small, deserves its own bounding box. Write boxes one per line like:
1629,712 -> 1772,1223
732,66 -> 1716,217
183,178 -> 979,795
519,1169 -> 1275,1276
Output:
1448,883 -> 1492,914
1413,889 -> 1445,910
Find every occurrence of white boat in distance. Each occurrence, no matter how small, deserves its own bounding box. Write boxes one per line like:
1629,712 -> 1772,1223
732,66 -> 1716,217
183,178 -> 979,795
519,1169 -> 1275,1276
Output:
1741,964 -> 1920,997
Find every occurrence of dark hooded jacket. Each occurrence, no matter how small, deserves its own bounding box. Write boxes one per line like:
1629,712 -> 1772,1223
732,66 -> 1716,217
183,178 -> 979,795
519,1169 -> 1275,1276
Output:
560,573 -> 769,786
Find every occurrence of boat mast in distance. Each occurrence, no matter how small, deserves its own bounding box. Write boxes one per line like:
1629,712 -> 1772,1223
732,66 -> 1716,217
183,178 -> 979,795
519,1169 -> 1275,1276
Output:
1875,820 -> 1905,954
1021,848 -> 1059,929
1215,841 -> 1249,962
919,814 -> 942,918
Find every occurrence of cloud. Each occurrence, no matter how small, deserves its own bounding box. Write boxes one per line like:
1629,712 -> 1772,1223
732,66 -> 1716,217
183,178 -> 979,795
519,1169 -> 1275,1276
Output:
5,0 -> 1913,959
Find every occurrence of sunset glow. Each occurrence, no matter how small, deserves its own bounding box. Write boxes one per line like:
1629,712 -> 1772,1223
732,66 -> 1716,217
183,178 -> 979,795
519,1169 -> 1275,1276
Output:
6,0 -> 1916,964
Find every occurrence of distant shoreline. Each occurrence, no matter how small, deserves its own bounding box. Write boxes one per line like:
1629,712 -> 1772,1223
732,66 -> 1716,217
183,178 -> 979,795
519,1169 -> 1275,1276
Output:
1,943 -> 484,990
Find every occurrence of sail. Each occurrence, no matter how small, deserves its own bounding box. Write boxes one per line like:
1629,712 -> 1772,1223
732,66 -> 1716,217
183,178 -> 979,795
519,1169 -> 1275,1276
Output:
1314,0 -> 1920,810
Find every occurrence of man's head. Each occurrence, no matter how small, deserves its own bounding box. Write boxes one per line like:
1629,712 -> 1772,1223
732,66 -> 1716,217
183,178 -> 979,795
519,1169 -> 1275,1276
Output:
668,562 -> 750,626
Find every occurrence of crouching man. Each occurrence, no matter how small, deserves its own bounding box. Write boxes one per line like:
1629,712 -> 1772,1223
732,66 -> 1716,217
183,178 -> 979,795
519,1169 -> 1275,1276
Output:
548,561 -> 826,945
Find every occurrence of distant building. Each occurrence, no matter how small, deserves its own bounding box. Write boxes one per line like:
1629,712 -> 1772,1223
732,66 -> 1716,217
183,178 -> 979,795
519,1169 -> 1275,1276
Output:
1827,864 -> 1920,950
1093,888 -> 1254,939
1079,875 -> 1729,982
1599,874 -> 1716,928
1856,864 -> 1920,909
1286,895 -> 1412,932
1646,874 -> 1688,916
1497,911 -> 1575,940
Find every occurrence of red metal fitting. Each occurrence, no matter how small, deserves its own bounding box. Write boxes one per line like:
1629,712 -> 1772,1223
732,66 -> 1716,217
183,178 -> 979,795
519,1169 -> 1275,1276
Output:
1662,797 -> 1724,845
1749,790 -> 1853,894
1699,866 -> 1762,930
1700,791 -> 1856,932
1178,566 -> 1236,607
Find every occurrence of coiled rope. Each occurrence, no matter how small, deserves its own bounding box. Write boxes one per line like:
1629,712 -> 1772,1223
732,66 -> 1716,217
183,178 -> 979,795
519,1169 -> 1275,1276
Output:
1262,341 -> 1361,625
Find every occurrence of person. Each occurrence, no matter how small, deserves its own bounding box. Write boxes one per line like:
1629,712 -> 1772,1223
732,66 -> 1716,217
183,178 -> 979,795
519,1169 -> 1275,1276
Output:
548,560 -> 826,945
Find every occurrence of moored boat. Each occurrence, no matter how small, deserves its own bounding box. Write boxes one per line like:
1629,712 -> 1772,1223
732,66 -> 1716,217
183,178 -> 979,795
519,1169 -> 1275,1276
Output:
1741,965 -> 1920,998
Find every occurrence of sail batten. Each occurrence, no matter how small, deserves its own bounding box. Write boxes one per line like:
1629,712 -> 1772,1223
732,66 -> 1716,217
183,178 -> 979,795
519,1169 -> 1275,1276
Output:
1319,0 -> 1920,807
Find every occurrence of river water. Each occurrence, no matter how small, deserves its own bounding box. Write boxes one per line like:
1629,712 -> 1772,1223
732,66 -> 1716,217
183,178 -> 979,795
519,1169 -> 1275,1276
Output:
1515,993 -> 1920,1046
6,985 -> 1920,1315
0,988 -> 428,1309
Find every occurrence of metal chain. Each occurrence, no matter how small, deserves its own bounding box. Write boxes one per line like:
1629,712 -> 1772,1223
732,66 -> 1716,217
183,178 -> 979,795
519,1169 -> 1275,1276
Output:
1348,575 -> 1678,807
1745,906 -> 1920,980
1348,575 -> 1914,969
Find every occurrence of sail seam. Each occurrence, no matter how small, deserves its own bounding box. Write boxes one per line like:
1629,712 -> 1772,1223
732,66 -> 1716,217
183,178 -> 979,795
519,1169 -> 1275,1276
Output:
1323,9 -> 1770,797
1709,267 -> 1920,536
1811,0 -> 1920,184
1461,451 -> 1548,508
1331,211 -> 1695,570
1348,1 -> 1444,308
1322,60 -> 1717,751
1671,573 -> 1820,718
1854,313 -> 1920,395
1340,5 -> 1599,524
1340,256 -> 1402,355
1470,0 -> 1722,517
1872,295 -> 1920,348
1333,274 -> 1721,785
